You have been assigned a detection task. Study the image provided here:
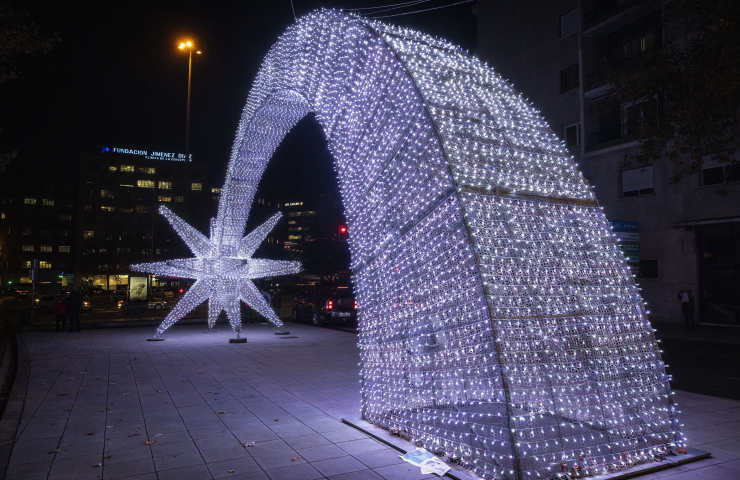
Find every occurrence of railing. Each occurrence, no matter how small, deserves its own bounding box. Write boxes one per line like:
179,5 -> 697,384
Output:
586,125 -> 633,152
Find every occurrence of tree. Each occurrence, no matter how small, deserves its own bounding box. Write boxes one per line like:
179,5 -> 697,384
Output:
602,0 -> 740,191
0,1 -> 57,171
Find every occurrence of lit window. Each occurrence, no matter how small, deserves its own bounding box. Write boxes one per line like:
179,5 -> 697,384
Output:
24,198 -> 37,205
84,230 -> 94,239
59,246 -> 70,253
40,245 -> 52,253
42,199 -> 54,206
288,221 -> 296,224
158,181 -> 172,189
288,235 -> 302,240
59,214 -> 72,221
109,166 -> 117,172
22,245 -> 34,252
137,180 -> 155,188
39,261 -> 51,269
191,183 -> 202,191
139,167 -> 155,174
621,166 -> 654,197
136,205 -> 150,214
287,211 -> 317,217
211,188 -> 222,193
101,206 -> 115,212
101,190 -> 115,198
119,207 -> 133,213
22,261 -> 31,268
120,183 -> 134,188
174,196 -> 184,202
1,213 -> 4,219
158,196 -> 171,202
121,165 -> 135,172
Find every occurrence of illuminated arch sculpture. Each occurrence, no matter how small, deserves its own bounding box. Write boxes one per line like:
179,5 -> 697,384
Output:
140,10 -> 682,479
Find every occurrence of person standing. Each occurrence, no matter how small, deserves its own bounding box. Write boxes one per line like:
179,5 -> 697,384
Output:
67,287 -> 83,332
678,289 -> 695,330
54,295 -> 67,333
271,290 -> 283,319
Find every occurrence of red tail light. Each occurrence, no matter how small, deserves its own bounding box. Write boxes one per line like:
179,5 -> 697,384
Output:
179,289 -> 183,293
327,300 -> 333,310
354,300 -> 357,309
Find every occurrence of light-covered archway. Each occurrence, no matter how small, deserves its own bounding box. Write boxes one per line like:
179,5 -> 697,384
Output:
146,10 -> 682,480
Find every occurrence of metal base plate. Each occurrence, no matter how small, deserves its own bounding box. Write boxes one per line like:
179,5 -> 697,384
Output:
229,338 -> 247,343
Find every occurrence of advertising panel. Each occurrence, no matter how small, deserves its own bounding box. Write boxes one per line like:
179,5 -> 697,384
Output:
129,276 -> 148,302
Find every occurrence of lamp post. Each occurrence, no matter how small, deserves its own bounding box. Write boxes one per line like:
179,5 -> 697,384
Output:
178,41 -> 201,158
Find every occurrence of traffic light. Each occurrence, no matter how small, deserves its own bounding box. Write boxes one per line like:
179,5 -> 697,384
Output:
338,225 -> 348,241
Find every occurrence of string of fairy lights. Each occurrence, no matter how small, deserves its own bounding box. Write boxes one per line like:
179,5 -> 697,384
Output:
140,9 -> 681,479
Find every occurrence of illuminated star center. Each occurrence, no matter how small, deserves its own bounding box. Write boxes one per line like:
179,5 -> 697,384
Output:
132,206 -> 301,336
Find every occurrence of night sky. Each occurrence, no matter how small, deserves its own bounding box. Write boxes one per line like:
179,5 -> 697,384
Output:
1,0 -> 476,199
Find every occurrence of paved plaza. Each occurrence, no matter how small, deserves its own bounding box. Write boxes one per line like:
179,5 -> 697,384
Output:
2,322 -> 740,480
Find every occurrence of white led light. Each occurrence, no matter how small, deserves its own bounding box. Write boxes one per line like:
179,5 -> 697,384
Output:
138,10 -> 681,479
132,206 -> 301,334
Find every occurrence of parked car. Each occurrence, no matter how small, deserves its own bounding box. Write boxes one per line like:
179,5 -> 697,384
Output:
292,287 -> 357,326
35,295 -> 56,313
118,300 -> 165,312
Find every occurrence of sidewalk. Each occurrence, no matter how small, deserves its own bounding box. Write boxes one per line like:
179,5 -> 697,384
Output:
3,322 -> 740,480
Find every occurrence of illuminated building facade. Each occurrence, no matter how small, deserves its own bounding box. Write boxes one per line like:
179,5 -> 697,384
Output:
75,149 -> 213,289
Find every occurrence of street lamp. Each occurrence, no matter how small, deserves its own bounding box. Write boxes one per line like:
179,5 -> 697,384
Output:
178,40 -> 201,158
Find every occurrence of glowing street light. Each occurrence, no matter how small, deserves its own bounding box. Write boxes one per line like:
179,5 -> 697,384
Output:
178,40 -> 201,157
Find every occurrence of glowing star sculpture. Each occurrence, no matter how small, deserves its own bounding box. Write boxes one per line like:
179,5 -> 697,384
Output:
139,10 -> 681,480
131,206 -> 301,336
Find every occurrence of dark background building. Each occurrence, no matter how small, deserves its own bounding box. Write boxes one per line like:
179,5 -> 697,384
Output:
477,0 -> 740,324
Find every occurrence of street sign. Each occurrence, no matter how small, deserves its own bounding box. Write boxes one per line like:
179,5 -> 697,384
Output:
610,221 -> 639,232
615,232 -> 639,242
619,242 -> 640,254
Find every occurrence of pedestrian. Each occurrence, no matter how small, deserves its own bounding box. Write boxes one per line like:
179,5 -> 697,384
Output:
67,287 -> 83,332
261,289 -> 271,307
677,289 -> 695,329
271,290 -> 282,318
54,295 -> 67,333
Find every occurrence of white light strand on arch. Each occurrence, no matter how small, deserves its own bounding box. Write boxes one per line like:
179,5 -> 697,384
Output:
131,206 -> 301,335
152,10 -> 681,479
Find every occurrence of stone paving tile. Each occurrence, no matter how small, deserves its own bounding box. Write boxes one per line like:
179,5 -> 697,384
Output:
311,455 -> 366,477
9,325 -> 740,480
264,462 -> 325,480
101,458 -> 155,480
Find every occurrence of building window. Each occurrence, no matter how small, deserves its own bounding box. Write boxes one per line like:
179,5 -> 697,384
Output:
560,8 -> 578,38
560,64 -> 579,93
42,199 -> 54,206
288,221 -> 296,225
158,196 -> 171,202
59,214 -> 72,221
191,183 -> 202,191
158,181 -> 172,189
22,261 -> 31,269
119,207 -> 133,213
22,245 -> 34,252
288,235 -> 302,240
211,188 -> 222,194
39,261 -> 51,269
84,230 -> 94,239
101,190 -> 116,198
621,166 -> 654,197
24,198 -> 37,205
139,166 -> 155,174
109,166 -> 117,172
621,29 -> 656,58
121,165 -> 135,172
40,245 -> 52,253
702,160 -> 740,186
622,98 -> 658,137
564,123 -> 580,147
174,196 -> 184,202
60,230 -> 69,237
59,245 -> 70,253
137,180 -> 155,188
23,227 -> 32,235
287,211 -> 317,217
101,206 -> 115,212
136,205 -> 150,214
